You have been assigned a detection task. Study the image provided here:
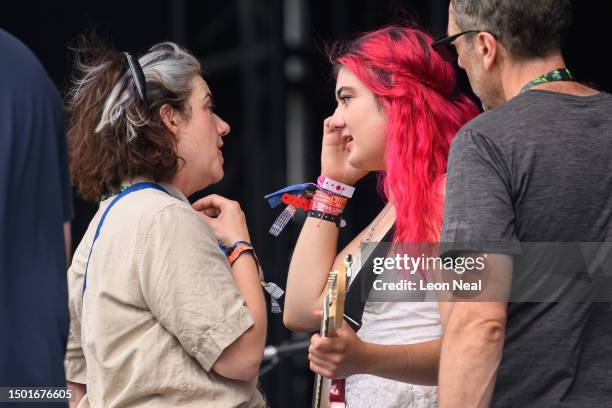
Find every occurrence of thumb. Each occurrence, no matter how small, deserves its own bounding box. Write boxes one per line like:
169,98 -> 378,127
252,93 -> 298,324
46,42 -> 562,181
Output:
337,320 -> 355,336
196,211 -> 216,226
313,309 -> 323,318
202,207 -> 221,218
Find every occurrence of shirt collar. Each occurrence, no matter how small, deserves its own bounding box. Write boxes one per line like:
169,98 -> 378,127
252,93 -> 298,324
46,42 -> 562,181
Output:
121,177 -> 190,205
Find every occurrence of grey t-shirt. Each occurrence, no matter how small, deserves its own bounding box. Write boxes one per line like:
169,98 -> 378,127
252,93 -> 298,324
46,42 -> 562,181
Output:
441,90 -> 612,407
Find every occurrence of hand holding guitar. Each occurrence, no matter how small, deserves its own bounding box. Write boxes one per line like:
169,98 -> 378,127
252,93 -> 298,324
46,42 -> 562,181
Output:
309,312 -> 369,379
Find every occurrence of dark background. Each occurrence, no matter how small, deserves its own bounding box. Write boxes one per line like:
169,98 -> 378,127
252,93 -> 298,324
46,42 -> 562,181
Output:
2,1 -> 609,406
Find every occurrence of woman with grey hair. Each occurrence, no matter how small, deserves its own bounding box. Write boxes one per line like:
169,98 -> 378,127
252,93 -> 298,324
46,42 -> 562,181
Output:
64,38 -> 268,407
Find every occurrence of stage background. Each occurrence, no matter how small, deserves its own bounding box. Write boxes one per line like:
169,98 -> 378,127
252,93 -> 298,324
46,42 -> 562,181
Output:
2,1 -> 609,406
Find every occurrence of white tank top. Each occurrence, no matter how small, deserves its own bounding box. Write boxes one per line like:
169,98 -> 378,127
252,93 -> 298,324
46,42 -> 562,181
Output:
345,242 -> 441,408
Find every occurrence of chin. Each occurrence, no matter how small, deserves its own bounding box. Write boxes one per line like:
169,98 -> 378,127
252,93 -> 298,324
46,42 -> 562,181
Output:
348,152 -> 378,172
212,169 -> 224,184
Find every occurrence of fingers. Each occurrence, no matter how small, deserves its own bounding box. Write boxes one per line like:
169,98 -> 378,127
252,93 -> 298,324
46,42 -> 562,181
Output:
310,333 -> 345,354
192,194 -> 226,211
309,334 -> 344,379
202,207 -> 220,217
324,116 -> 332,128
192,194 -> 240,213
309,360 -> 334,379
313,309 -> 323,318
309,355 -> 336,378
324,115 -> 341,133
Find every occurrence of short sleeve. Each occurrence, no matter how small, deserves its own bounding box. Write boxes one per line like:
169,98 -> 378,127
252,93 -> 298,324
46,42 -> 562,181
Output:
440,128 -> 521,257
138,203 -> 254,371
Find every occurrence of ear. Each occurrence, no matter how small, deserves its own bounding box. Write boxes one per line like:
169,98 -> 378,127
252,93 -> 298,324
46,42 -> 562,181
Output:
476,32 -> 498,71
159,104 -> 181,139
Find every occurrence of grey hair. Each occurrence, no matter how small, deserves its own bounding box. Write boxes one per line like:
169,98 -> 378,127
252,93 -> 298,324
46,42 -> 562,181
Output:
72,42 -> 201,142
452,0 -> 572,59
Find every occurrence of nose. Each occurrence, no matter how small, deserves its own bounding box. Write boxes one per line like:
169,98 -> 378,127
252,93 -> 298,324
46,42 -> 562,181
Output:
329,107 -> 346,130
216,114 -> 230,137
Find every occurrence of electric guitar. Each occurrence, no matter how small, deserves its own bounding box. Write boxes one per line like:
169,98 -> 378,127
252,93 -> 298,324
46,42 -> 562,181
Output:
312,254 -> 353,408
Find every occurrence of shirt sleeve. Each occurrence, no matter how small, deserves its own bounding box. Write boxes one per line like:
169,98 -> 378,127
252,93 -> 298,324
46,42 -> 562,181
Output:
64,244 -> 87,383
138,203 -> 254,371
440,128 -> 521,257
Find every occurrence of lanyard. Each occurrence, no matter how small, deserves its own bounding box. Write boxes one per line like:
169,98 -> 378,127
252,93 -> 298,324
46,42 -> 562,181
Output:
82,182 -> 169,295
81,181 -> 285,313
519,68 -> 575,94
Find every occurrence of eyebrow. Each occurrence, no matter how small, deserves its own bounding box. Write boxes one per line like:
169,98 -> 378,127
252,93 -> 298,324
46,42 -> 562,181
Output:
335,86 -> 356,100
203,92 -> 214,104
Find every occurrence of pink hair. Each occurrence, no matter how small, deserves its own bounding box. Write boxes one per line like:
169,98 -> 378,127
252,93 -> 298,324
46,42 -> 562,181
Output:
334,25 -> 479,243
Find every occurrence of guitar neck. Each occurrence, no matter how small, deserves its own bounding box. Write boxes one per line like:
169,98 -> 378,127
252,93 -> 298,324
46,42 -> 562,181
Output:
311,255 -> 352,408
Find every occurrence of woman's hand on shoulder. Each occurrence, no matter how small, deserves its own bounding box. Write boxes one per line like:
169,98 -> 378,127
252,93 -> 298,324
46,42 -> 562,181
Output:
192,194 -> 251,246
320,116 -> 369,186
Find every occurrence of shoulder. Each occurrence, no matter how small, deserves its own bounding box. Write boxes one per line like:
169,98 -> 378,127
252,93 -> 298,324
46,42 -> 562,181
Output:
449,95 -> 542,161
454,92 -> 550,145
88,188 -> 216,250
123,189 -> 217,243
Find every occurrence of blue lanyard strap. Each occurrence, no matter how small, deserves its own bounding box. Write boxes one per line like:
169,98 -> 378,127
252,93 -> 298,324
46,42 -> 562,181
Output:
82,182 -> 169,295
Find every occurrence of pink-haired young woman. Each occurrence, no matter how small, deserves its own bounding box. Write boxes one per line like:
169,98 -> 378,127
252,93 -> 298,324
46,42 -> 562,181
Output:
283,25 -> 479,407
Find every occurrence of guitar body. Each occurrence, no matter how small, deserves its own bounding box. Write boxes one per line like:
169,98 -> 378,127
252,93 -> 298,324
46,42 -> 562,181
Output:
329,379 -> 346,407
312,255 -> 352,408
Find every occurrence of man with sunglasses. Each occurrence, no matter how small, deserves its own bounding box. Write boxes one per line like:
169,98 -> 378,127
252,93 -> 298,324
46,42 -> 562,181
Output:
435,1 -> 612,407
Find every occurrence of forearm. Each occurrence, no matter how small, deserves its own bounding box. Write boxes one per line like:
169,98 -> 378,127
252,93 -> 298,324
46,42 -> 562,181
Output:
229,253 -> 267,361
439,319 -> 505,407
67,381 -> 86,408
360,339 -> 441,386
285,217 -> 340,330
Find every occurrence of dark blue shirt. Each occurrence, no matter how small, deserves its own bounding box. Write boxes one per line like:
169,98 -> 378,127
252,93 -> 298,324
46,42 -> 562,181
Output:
0,28 -> 73,397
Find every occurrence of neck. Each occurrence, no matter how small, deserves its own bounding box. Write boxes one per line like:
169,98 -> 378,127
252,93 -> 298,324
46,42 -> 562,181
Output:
169,170 -> 203,198
501,53 -> 567,101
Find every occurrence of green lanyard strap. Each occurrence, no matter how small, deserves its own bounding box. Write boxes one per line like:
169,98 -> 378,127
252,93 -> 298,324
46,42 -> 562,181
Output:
520,68 -> 575,94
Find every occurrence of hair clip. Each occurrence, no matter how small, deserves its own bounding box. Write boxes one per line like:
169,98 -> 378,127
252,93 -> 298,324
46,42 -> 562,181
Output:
124,52 -> 148,105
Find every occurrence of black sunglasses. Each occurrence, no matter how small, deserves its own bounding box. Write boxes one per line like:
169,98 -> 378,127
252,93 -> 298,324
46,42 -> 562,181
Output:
431,30 -> 496,62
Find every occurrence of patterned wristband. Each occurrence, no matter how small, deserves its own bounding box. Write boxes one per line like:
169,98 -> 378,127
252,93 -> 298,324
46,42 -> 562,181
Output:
310,200 -> 344,216
312,190 -> 348,209
227,241 -> 257,265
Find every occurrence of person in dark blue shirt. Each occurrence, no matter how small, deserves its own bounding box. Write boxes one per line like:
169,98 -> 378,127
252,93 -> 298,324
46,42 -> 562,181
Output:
0,28 -> 73,406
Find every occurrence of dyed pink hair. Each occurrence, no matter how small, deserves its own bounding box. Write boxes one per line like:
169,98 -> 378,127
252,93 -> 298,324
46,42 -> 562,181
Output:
333,25 -> 479,243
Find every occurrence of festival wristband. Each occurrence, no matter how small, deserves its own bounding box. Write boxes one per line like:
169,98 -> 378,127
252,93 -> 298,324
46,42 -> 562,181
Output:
227,242 -> 258,265
310,200 -> 344,216
307,209 -> 345,228
221,240 -> 251,257
311,189 -> 348,210
223,241 -> 285,314
317,176 -> 355,198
